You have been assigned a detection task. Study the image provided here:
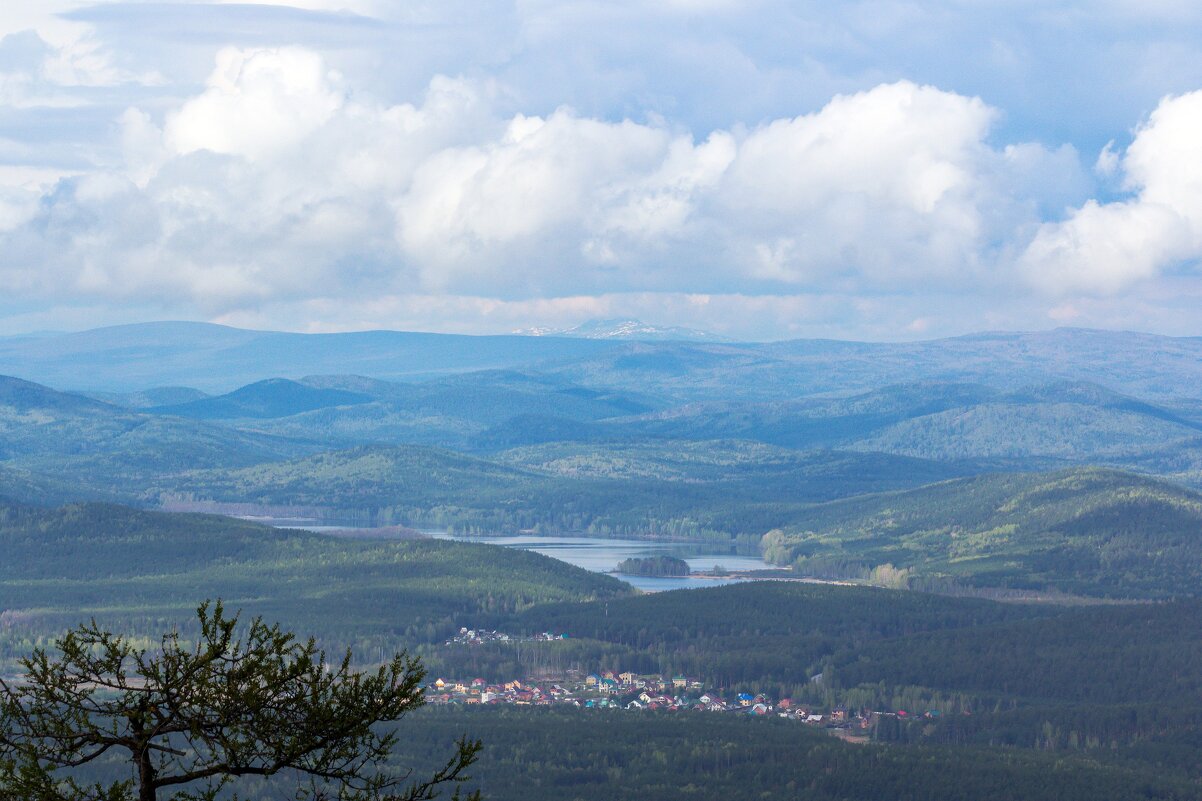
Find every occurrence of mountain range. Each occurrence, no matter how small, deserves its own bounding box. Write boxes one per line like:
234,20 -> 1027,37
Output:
7,321 -> 1202,798
1,322 -> 1202,599
4,323 -> 1202,401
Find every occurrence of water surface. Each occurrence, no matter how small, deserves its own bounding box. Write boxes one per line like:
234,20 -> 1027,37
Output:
255,516 -> 773,591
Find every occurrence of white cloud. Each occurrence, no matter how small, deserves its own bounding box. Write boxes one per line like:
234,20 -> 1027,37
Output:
7,37 -> 1202,339
165,47 -> 344,159
396,79 -> 1077,297
0,6 -> 161,108
1095,140 -> 1119,176
1019,90 -> 1202,294
0,0 -> 1200,339
0,46 -> 1089,323
0,28 -> 135,108
717,82 -> 1003,286
395,110 -> 687,292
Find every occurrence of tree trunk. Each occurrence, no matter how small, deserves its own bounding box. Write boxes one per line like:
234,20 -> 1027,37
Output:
132,707 -> 157,801
137,746 -> 157,801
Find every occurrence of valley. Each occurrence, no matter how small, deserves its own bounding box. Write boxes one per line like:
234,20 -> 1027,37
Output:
5,323 -> 1202,799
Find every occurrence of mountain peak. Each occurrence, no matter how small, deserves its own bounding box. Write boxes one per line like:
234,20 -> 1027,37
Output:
513,318 -> 729,342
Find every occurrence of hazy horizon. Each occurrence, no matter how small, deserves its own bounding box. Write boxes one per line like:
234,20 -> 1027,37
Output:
2,317 -> 1200,347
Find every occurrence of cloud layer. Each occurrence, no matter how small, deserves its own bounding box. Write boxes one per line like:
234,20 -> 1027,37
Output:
1,2 -> 1202,339
2,49 -> 1084,303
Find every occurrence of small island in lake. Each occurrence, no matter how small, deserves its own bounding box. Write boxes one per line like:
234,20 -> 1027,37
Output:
615,555 -> 692,577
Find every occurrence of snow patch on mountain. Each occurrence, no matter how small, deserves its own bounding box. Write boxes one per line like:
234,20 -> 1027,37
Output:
513,319 -> 729,342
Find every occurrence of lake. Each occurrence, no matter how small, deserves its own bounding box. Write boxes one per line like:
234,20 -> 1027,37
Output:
255,517 -> 773,591
427,532 -> 774,592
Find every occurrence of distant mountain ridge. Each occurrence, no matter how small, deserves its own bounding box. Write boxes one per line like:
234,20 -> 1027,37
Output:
151,378 -> 373,420
0,322 -> 619,393
2,323 -> 1202,402
0,374 -> 311,500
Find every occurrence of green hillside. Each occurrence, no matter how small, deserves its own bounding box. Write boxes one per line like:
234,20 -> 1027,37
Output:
157,443 -> 974,539
761,468 -> 1202,597
150,377 -> 373,419
166,371 -> 660,449
830,599 -> 1202,707
494,439 -> 962,482
557,381 -> 1200,457
0,502 -> 631,671
0,375 -> 310,497
482,581 -> 1054,689
850,402 -> 1198,460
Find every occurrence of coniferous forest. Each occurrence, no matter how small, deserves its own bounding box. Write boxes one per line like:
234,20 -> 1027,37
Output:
6,327 -> 1202,799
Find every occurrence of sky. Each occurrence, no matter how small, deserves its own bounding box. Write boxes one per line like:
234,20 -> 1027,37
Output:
3,2 -> 1202,341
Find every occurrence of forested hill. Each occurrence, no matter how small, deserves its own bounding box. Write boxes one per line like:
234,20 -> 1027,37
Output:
156,443 -> 974,539
0,375 -> 310,499
762,467 -> 1202,597
0,502 -> 631,671
149,378 -> 374,419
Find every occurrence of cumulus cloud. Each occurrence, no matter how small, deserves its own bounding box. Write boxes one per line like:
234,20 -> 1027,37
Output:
0,45 -> 1092,323
0,14 -> 160,109
8,37 -> 1202,339
165,47 -> 344,160
1019,90 -> 1202,294
398,79 -> 1077,297
0,1 -> 1200,339
717,83 -> 1002,286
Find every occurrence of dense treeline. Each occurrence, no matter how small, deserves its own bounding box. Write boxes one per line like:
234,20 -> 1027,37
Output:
615,555 -> 691,576
40,700 -> 1202,801
380,707 -> 1202,801
428,585 -> 1202,760
831,600 -> 1202,705
917,704 -> 1202,753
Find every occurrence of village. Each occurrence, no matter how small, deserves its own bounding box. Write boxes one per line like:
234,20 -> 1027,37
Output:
429,629 -> 925,736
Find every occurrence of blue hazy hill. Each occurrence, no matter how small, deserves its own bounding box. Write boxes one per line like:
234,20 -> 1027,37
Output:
151,378 -> 373,419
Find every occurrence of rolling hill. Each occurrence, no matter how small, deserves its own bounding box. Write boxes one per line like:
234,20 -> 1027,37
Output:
0,501 -> 632,671
85,386 -> 211,409
761,467 -> 1202,597
150,377 -> 373,419
546,327 -> 1202,402
0,322 -> 620,393
240,371 -> 661,449
460,381 -> 1202,479
493,439 -> 975,486
5,324 -> 1202,405
0,374 -> 311,499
